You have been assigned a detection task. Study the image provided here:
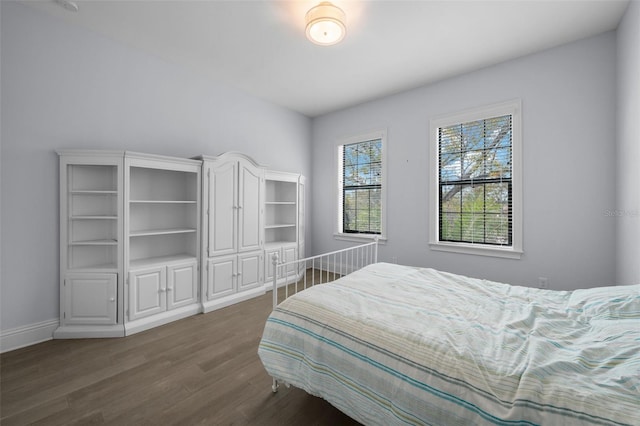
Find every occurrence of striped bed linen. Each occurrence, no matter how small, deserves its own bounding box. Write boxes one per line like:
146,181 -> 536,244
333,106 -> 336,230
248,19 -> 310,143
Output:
258,262 -> 640,426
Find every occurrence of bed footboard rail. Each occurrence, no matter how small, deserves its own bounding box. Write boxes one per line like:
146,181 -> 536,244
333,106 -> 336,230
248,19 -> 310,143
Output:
271,239 -> 378,310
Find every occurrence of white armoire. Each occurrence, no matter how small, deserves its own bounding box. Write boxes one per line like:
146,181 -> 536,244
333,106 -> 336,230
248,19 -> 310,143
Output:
199,153 -> 265,312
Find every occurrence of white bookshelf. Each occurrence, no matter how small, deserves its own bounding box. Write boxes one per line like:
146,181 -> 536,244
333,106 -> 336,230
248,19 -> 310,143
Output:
262,171 -> 304,286
56,150 -> 125,338
67,164 -> 120,270
264,176 -> 298,248
124,153 -> 201,335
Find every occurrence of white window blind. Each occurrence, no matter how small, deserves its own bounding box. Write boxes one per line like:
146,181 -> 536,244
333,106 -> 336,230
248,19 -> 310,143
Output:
439,115 -> 512,245
342,138 -> 382,234
429,99 -> 522,259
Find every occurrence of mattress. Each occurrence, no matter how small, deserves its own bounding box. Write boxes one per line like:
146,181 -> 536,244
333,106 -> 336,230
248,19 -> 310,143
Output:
258,262 -> 640,425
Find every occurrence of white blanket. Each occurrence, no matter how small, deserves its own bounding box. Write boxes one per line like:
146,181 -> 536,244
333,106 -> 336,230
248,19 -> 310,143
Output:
259,263 -> 640,425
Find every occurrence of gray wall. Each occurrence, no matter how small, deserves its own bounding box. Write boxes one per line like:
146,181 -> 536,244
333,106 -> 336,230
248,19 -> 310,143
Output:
616,0 -> 640,286
0,2 -> 311,332
311,32 -> 618,291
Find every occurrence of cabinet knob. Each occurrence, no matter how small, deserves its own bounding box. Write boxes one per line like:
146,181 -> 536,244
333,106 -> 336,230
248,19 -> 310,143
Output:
109,298 -> 115,302
160,288 -> 166,293
167,287 -> 173,292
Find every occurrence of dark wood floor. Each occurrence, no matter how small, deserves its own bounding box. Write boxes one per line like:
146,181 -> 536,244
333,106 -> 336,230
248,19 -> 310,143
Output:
0,287 -> 361,425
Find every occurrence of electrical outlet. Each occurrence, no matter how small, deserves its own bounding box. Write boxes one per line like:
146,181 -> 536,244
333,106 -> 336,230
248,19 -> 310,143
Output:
538,277 -> 549,289
392,256 -> 398,264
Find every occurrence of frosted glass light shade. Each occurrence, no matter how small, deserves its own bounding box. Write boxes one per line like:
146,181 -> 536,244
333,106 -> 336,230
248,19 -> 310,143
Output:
305,2 -> 346,46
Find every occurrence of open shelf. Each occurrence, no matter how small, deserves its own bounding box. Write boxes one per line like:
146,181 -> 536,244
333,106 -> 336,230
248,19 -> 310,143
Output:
265,223 -> 297,244
68,245 -> 117,270
127,162 -> 200,268
129,201 -> 197,234
71,190 -> 118,195
264,178 -> 298,245
130,228 -> 197,237
128,233 -> 197,264
129,200 -> 197,204
71,215 -> 118,220
69,164 -> 118,192
70,218 -> 118,244
264,240 -> 298,250
129,167 -> 197,202
265,224 -> 296,229
70,239 -> 118,246
128,253 -> 197,269
265,180 -> 296,203
65,163 -> 120,272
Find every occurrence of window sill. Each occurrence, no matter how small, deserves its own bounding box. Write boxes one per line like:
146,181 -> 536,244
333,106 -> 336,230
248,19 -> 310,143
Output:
334,233 -> 387,244
429,241 -> 522,259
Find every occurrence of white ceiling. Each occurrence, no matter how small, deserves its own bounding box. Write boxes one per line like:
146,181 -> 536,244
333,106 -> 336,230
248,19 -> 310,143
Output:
25,0 -> 630,117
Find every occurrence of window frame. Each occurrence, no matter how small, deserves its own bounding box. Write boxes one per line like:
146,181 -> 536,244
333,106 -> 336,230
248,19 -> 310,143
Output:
335,130 -> 387,242
429,100 -> 522,259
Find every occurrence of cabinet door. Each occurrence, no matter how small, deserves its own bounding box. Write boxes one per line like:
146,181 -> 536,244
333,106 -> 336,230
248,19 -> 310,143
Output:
264,248 -> 281,283
209,162 -> 237,257
128,266 -> 166,321
238,251 -> 262,291
167,261 -> 198,310
64,273 -> 117,325
206,255 -> 236,300
238,161 -> 263,252
283,245 -> 298,278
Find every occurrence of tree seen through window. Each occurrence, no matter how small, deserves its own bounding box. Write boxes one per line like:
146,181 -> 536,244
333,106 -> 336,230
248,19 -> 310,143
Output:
439,115 -> 512,245
343,139 -> 382,234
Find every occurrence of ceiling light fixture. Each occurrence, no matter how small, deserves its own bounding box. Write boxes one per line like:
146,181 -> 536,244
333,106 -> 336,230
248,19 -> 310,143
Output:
54,0 -> 79,12
305,2 -> 346,46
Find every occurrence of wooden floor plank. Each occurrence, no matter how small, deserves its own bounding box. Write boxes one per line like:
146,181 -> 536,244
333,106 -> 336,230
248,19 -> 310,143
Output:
0,288 -> 361,425
0,397 -> 69,426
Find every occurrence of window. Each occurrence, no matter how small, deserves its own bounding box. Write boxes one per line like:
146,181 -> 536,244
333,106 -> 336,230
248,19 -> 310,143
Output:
429,100 -> 522,258
336,131 -> 387,241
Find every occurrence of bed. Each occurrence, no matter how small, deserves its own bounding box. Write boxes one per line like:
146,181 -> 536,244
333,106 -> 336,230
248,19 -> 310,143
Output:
258,245 -> 640,426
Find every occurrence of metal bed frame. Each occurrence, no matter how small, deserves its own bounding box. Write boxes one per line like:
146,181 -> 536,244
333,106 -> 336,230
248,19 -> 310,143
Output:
268,239 -> 379,392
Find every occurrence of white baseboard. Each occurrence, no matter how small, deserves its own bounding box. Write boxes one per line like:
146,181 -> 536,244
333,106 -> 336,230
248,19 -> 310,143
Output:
0,319 -> 59,353
53,324 -> 125,339
202,287 -> 265,313
125,303 -> 201,336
